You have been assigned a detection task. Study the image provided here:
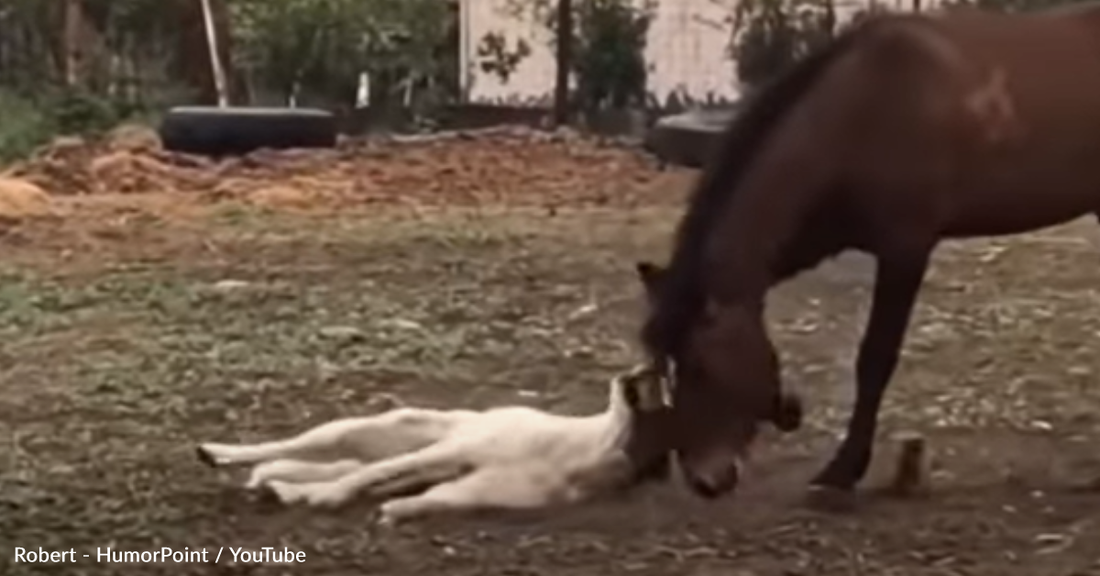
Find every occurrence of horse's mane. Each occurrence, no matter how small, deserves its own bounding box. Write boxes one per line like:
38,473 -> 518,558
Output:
641,23 -> 874,358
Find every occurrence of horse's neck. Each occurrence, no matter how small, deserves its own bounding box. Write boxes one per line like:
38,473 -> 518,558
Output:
706,128 -> 847,302
705,196 -> 810,302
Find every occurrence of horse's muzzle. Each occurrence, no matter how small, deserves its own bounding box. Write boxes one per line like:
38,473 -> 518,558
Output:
681,456 -> 741,499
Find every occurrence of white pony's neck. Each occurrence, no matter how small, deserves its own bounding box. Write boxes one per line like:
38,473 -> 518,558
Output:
571,375 -> 639,454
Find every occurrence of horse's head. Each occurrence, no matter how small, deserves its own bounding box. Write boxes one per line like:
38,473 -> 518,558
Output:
635,261 -> 803,498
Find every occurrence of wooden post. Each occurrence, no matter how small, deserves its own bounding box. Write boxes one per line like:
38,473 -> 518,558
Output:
553,0 -> 572,127
199,0 -> 229,107
457,0 -> 472,102
63,0 -> 83,87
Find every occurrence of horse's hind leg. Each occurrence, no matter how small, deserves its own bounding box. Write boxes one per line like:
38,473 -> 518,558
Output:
809,246 -> 932,504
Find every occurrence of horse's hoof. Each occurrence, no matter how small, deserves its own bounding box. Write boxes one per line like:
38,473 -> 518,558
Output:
804,484 -> 858,513
195,445 -> 217,468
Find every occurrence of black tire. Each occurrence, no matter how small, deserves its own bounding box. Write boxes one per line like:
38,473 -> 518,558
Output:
643,108 -> 739,169
157,106 -> 337,157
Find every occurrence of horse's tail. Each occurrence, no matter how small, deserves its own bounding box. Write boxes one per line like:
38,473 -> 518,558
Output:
642,21 -> 875,358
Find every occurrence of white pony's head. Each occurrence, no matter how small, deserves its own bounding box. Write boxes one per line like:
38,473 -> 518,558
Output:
608,363 -> 669,416
608,363 -> 674,483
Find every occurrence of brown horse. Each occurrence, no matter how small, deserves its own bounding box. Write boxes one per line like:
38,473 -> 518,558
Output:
639,4 -> 1100,500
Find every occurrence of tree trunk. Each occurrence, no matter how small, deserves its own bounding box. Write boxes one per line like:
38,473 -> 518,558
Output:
553,0 -> 573,126
63,0 -> 81,86
177,0 -> 246,105
61,0 -> 109,93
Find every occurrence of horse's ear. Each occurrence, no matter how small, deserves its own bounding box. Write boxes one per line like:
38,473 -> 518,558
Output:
635,261 -> 665,296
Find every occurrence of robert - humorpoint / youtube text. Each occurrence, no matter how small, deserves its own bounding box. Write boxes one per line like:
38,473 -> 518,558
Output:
13,546 -> 307,564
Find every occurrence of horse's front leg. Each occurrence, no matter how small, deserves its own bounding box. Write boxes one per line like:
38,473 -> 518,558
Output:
809,249 -> 931,502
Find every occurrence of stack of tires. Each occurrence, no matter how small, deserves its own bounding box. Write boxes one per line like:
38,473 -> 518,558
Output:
642,107 -> 741,169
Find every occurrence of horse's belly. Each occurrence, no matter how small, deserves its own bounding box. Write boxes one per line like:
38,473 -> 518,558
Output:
946,177 -> 1099,237
945,208 -> 1086,238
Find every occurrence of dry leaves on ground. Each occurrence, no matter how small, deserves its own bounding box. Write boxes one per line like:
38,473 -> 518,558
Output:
0,125 -> 681,216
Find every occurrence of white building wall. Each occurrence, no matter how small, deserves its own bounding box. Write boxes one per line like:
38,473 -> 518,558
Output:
459,0 -> 942,105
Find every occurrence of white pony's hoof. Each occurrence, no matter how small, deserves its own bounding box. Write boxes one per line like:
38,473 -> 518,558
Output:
377,500 -> 409,527
262,480 -> 306,506
195,445 -> 219,468
376,513 -> 397,529
244,460 -> 286,490
304,488 -> 350,508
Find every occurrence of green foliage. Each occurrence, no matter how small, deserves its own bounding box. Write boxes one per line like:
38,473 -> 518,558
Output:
80,0 -> 179,51
573,0 -> 655,110
0,90 -> 54,163
940,0 -> 1086,12
51,89 -> 122,135
0,0 -> 63,87
0,0 -> 183,161
476,32 -> 532,84
230,0 -> 461,111
0,85 -> 160,163
0,0 -> 470,154
506,0 -> 656,111
727,0 -> 836,87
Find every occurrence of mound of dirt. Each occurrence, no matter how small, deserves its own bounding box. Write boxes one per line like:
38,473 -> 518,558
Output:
244,183 -> 332,210
0,177 -> 55,220
104,124 -> 162,153
4,125 -> 215,197
0,125 -> 674,210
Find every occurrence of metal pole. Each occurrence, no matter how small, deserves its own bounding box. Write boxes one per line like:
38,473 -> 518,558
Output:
553,0 -> 572,127
63,0 -> 81,87
458,0 -> 472,101
199,0 -> 229,107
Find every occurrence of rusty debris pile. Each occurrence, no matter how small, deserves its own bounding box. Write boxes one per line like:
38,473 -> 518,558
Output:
0,125 -> 669,219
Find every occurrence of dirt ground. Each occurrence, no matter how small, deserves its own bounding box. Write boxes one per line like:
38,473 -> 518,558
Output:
3,128 -> 1100,576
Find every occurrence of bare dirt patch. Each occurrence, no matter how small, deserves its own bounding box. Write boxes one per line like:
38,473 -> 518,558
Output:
2,134 -> 1100,576
2,125 -> 675,210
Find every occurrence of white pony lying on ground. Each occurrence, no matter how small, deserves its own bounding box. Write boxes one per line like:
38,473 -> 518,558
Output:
196,364 -> 672,524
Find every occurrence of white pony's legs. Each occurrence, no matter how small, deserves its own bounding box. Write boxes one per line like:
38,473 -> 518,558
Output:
244,458 -> 363,489
378,467 -> 562,524
197,409 -> 469,468
265,441 -> 472,508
